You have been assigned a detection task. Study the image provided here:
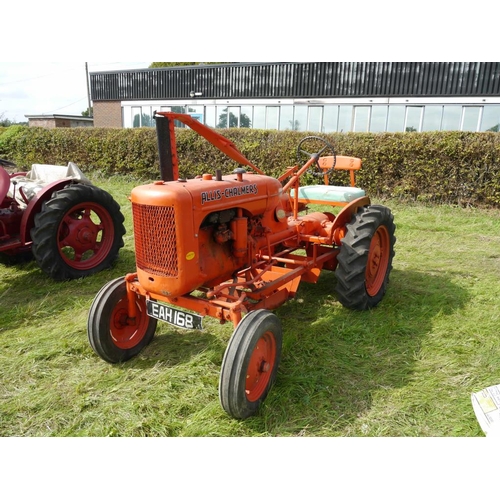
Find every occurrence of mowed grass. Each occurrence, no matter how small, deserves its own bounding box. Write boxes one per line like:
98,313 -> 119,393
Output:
1,174 -> 499,437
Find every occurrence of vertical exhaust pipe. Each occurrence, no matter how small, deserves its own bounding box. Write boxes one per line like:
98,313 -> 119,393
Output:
154,112 -> 178,182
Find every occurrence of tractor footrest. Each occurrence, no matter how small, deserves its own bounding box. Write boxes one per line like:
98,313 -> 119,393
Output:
291,185 -> 366,204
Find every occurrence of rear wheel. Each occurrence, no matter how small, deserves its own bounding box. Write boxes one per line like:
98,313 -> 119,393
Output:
219,310 -> 282,419
335,205 -> 396,310
87,277 -> 157,363
31,183 -> 125,280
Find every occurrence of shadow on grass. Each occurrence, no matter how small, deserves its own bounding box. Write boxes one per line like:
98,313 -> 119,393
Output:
0,247 -> 138,331
241,267 -> 471,435
1,254 -> 471,436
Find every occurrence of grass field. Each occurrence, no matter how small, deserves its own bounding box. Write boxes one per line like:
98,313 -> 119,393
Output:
1,174 -> 499,437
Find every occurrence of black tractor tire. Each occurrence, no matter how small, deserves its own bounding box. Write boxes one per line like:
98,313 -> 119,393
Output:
219,310 -> 283,419
335,205 -> 396,310
31,183 -> 125,281
88,277 -> 157,363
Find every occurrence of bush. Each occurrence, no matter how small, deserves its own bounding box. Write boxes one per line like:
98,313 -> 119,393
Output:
1,125 -> 499,208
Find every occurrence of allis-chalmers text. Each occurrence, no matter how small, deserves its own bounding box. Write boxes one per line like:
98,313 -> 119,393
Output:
201,184 -> 258,205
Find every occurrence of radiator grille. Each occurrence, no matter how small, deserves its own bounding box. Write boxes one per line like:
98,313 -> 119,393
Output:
132,203 -> 178,277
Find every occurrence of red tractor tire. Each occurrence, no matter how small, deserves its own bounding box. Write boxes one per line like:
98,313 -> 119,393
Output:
30,183 -> 125,281
87,277 -> 157,363
219,310 -> 283,419
335,205 -> 396,310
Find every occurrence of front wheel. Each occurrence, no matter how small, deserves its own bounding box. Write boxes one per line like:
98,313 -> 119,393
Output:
335,205 -> 396,310
87,277 -> 157,363
31,183 -> 125,281
219,310 -> 283,419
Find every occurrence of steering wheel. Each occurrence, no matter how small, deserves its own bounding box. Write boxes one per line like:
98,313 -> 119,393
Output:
0,158 -> 17,169
296,136 -> 337,178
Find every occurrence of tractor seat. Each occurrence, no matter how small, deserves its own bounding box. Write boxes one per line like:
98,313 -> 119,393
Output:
0,166 -> 10,202
290,155 -> 365,205
291,185 -> 366,204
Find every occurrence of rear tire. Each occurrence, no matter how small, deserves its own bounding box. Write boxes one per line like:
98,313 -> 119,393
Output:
31,183 -> 125,281
219,310 -> 282,419
87,277 -> 157,363
335,205 -> 396,310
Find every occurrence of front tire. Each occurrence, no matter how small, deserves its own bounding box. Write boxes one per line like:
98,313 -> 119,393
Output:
335,205 -> 396,310
87,277 -> 157,363
219,310 -> 283,419
31,183 -> 125,280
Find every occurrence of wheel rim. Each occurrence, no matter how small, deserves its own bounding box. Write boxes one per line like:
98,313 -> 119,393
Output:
245,331 -> 277,402
365,225 -> 390,296
57,201 -> 115,270
110,295 -> 149,350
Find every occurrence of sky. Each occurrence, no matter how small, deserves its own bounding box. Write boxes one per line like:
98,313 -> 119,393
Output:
0,62 -> 151,123
1,0 -> 495,127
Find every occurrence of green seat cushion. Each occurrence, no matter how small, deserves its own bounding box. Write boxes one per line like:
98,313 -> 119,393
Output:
291,185 -> 366,203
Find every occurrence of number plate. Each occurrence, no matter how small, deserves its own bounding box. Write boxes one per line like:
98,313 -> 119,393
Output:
146,300 -> 203,330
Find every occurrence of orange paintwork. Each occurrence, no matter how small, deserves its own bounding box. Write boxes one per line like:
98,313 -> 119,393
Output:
127,112 -> 369,327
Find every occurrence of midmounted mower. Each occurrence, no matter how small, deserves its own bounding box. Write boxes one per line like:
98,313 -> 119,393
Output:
87,112 -> 396,419
0,159 -> 125,280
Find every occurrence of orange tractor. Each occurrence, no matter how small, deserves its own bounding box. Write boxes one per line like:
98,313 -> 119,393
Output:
87,112 -> 396,419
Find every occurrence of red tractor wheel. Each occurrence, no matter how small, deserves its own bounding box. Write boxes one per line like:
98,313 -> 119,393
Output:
87,277 -> 157,363
31,183 -> 125,280
219,310 -> 282,419
335,205 -> 396,310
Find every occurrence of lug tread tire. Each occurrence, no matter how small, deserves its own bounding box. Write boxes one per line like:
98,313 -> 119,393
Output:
219,310 -> 282,419
31,183 -> 125,281
335,205 -> 396,310
87,277 -> 157,363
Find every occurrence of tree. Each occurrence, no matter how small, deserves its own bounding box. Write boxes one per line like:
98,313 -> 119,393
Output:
82,107 -> 93,117
217,108 -> 251,128
133,113 -> 154,128
149,62 -> 231,68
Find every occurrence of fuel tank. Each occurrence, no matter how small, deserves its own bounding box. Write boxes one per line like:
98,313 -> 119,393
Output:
130,171 -> 289,298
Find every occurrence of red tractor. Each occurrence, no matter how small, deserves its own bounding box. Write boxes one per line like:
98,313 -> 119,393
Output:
87,112 -> 396,419
0,158 -> 125,280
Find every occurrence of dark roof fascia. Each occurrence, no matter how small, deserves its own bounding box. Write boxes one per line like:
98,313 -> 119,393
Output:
88,62 -> 286,76
25,115 -> 93,120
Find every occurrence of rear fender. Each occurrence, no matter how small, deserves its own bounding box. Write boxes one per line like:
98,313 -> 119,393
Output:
331,196 -> 370,245
19,179 -> 76,244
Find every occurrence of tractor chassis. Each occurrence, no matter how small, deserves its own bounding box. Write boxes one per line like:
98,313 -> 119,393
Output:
125,241 -> 340,330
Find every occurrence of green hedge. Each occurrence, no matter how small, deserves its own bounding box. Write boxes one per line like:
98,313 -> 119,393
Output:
1,125 -> 500,208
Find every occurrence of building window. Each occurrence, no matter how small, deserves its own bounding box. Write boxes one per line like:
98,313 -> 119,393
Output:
266,106 -> 280,130
227,107 -> 241,128
370,106 -> 388,133
480,105 -> 500,132
405,106 -> 423,132
294,106 -> 308,131
461,107 -> 481,131
323,105 -> 339,132
387,105 -> 405,132
121,102 -> 500,133
422,106 -> 443,131
216,106 -> 229,128
338,105 -> 353,133
307,106 -> 322,132
253,106 -> 266,129
279,106 -> 295,130
241,106 -> 252,128
205,106 -> 216,127
441,106 -> 462,131
353,106 -> 370,132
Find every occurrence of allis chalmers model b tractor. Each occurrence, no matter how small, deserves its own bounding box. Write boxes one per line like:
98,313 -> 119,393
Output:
87,112 -> 396,419
0,158 -> 125,280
